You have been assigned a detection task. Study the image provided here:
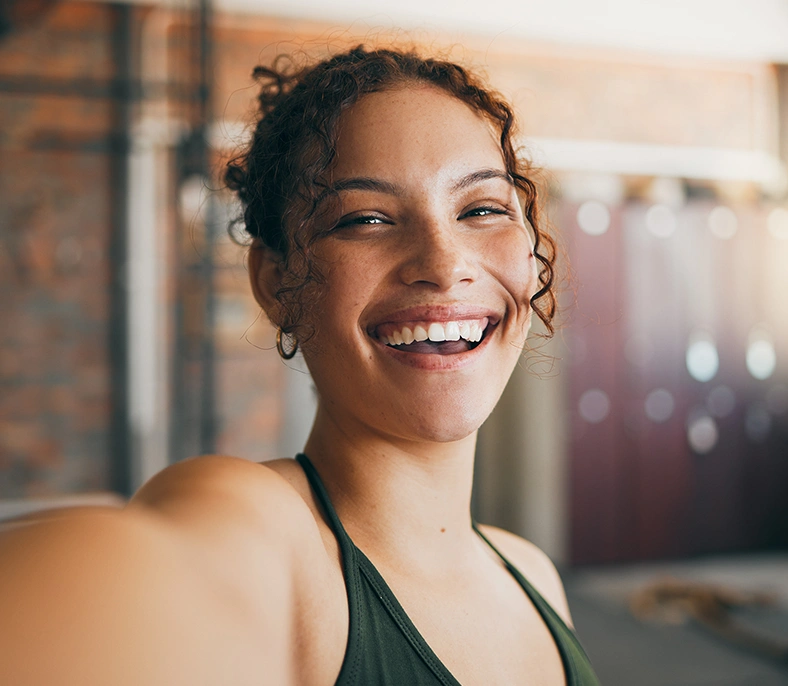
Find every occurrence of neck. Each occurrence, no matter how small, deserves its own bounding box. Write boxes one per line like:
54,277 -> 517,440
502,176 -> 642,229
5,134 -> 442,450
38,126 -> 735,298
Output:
302,404 -> 480,574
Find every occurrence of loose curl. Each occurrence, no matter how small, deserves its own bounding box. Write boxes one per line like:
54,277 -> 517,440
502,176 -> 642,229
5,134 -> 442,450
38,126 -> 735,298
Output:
226,45 -> 557,340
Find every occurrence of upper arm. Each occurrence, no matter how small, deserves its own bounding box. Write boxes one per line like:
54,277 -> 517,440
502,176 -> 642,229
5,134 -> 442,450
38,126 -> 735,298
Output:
480,525 -> 574,628
0,507 -> 290,686
0,456 -> 317,686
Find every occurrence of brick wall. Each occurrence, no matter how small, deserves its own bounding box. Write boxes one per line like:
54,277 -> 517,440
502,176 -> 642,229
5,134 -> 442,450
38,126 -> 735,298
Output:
0,3 -> 116,497
0,2 -> 290,498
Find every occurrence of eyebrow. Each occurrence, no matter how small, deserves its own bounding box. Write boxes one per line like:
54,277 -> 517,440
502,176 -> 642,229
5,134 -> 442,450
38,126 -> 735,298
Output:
450,168 -> 514,192
327,168 -> 514,197
329,177 -> 401,195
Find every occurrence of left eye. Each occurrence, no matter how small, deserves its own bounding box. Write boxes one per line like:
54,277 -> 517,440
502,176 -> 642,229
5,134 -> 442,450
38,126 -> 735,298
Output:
461,206 -> 507,219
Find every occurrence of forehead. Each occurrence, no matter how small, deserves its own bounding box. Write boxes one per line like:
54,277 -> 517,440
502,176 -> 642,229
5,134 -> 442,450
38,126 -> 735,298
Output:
331,86 -> 505,182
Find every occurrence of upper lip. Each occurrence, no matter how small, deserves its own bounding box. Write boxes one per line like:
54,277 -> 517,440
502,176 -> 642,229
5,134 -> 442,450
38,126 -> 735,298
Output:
365,304 -> 502,335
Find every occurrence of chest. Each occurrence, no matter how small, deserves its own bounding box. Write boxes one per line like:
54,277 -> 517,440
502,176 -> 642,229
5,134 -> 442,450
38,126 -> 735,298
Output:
298,548 -> 566,686
291,500 -> 567,686
370,561 -> 567,686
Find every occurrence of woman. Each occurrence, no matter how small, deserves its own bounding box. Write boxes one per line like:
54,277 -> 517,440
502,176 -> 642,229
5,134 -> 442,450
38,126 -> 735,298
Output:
0,46 -> 599,685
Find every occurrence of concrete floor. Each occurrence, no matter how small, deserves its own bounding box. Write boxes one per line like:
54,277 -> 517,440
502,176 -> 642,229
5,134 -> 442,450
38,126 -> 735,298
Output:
564,554 -> 788,686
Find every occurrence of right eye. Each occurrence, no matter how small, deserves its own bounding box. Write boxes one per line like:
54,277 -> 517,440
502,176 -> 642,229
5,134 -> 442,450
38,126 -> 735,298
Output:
333,213 -> 391,230
347,215 -> 385,225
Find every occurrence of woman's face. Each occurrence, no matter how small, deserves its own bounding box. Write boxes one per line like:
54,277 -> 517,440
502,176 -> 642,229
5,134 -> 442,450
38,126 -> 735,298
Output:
297,85 -> 538,444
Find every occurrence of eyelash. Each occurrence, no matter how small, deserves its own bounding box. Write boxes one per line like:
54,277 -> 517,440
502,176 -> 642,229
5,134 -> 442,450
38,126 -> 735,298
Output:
462,205 -> 508,219
334,214 -> 388,229
332,205 -> 509,231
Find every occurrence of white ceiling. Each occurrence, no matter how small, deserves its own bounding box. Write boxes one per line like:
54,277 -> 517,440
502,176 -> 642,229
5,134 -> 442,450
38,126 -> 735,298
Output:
213,0 -> 788,63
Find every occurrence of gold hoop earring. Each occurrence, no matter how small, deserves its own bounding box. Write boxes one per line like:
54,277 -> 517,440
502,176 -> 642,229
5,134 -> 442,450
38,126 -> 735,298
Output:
276,328 -> 298,359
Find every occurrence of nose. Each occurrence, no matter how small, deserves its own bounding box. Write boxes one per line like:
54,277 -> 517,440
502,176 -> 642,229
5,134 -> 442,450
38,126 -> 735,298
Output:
397,218 -> 478,290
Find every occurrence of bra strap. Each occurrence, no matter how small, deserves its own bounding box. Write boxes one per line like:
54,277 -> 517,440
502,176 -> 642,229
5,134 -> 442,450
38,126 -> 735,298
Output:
296,453 -> 356,553
295,453 -> 363,682
471,520 -> 518,572
472,519 -> 588,684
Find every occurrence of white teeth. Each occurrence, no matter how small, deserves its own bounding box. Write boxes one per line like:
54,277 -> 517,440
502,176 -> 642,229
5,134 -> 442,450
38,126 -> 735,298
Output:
427,322 -> 446,342
382,319 -> 489,346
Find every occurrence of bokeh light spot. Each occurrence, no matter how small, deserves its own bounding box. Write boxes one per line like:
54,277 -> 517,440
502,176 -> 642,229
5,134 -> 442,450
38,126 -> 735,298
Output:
686,335 -> 719,382
746,338 -> 776,380
707,205 -> 737,240
707,385 -> 736,418
577,200 -> 611,236
687,416 -> 718,454
646,204 -> 677,238
644,388 -> 675,423
579,389 -> 611,424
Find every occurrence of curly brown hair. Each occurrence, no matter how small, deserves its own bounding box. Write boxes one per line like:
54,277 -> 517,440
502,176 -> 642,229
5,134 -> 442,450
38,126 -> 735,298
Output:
226,45 -> 556,340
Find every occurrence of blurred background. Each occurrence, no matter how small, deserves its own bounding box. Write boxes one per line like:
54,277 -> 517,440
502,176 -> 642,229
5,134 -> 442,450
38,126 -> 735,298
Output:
1,0 -> 787,683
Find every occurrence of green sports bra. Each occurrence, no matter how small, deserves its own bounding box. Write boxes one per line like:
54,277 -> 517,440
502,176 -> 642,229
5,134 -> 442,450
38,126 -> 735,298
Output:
296,454 -> 601,686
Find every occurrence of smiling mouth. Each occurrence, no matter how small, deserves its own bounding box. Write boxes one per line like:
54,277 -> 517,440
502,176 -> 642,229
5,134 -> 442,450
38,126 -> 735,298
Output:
375,318 -> 491,355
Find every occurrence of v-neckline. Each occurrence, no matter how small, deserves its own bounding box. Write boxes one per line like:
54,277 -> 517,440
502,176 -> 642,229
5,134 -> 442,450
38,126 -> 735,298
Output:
294,453 -> 574,685
350,526 -> 572,686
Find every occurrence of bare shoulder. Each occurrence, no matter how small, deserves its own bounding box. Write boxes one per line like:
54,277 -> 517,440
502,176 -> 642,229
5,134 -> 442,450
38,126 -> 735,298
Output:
130,454 -> 333,596
479,524 -> 573,627
131,456 -> 345,684
130,454 -> 314,529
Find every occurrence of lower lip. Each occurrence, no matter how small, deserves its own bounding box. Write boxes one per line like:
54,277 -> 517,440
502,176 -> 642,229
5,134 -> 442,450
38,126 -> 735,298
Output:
374,324 -> 498,371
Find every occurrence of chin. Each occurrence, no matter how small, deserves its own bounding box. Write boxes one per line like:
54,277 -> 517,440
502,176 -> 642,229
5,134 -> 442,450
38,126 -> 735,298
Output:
389,394 -> 497,444
410,423 -> 479,444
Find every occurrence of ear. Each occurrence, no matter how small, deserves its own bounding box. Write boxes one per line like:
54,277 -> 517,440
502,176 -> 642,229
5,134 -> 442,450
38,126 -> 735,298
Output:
248,242 -> 284,325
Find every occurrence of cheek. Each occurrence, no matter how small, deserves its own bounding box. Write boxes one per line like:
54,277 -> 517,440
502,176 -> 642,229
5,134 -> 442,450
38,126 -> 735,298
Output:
488,231 -> 538,306
315,240 -> 390,305
297,251 -> 378,350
